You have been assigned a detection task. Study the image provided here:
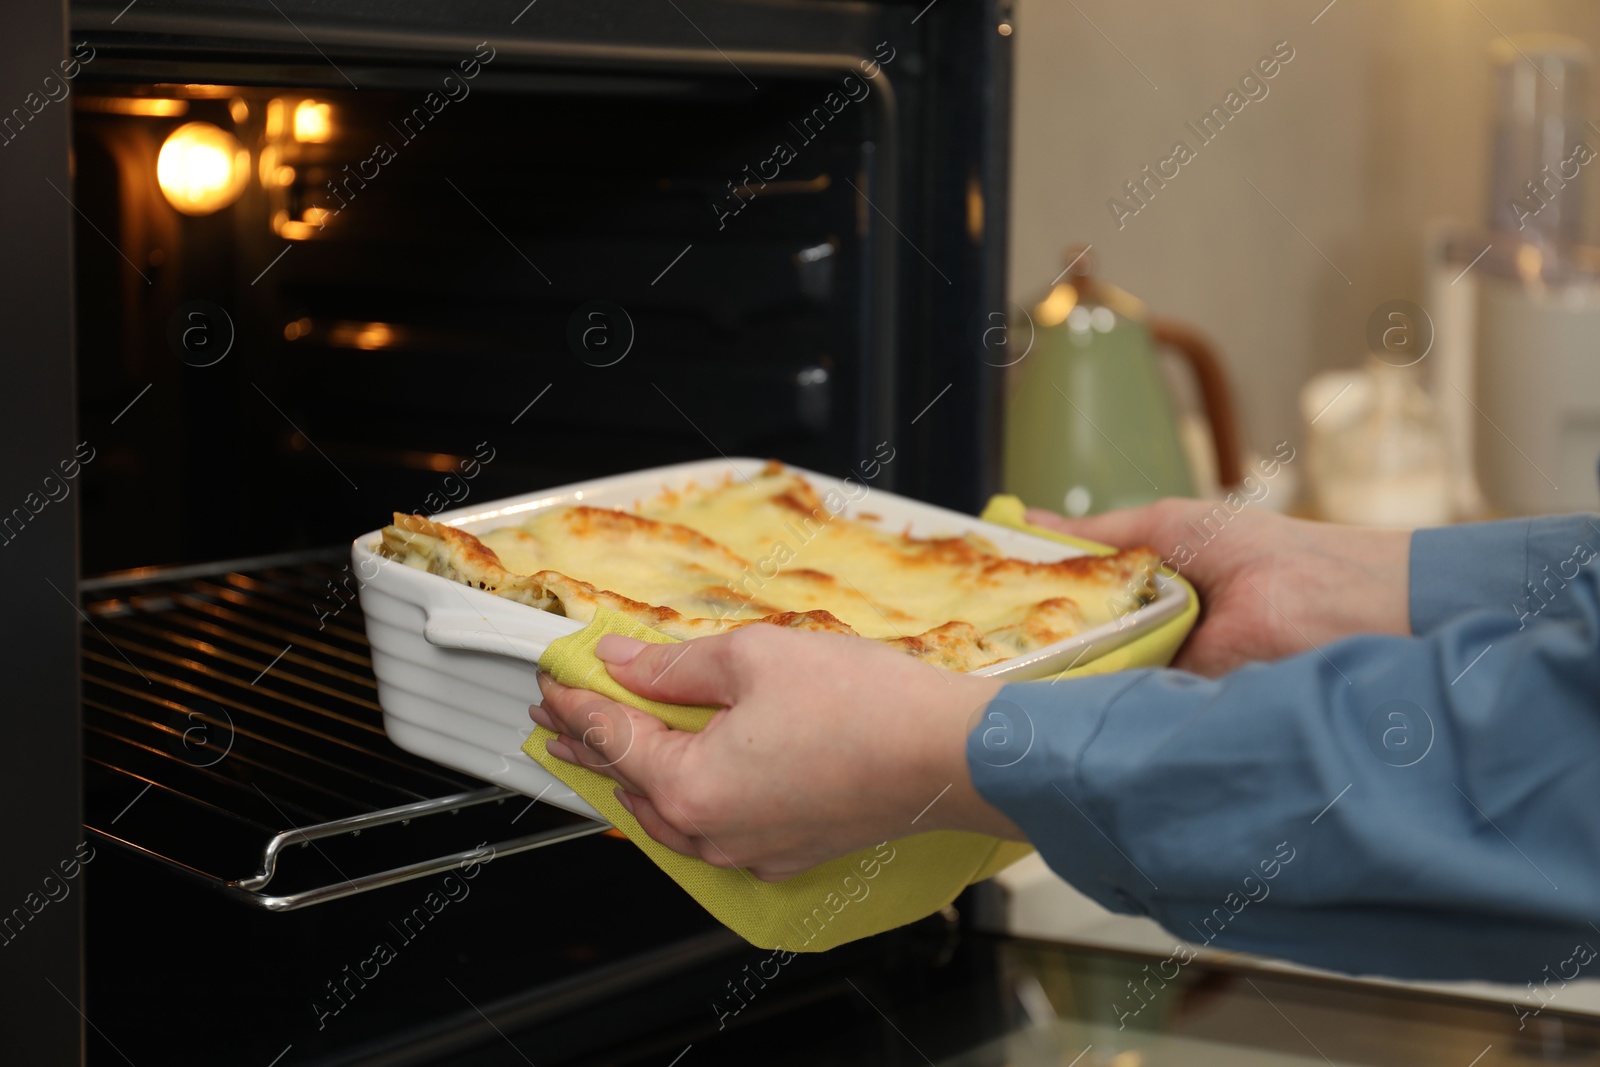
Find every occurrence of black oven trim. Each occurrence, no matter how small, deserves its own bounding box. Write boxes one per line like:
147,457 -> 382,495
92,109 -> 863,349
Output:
75,7 -> 904,77
0,0 -> 84,1062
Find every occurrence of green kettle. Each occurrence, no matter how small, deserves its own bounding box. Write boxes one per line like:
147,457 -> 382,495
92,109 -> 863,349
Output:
1002,248 -> 1241,516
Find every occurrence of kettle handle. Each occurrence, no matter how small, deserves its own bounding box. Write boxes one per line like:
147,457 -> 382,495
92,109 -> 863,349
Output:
1149,319 -> 1244,489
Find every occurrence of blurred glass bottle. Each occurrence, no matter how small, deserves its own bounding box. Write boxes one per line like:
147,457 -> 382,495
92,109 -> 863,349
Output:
1427,34 -> 1600,517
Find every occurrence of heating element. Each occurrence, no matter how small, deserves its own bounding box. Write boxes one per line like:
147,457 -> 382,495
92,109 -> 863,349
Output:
79,551 -> 604,911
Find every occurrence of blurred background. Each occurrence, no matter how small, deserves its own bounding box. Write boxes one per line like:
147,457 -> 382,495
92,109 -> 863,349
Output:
1001,0 -> 1600,525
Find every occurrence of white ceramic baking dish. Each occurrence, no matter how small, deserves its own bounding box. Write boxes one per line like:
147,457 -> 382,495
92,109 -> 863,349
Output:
354,458 -> 1190,821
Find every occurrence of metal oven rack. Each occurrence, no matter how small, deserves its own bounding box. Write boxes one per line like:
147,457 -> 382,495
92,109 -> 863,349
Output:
79,550 -> 605,910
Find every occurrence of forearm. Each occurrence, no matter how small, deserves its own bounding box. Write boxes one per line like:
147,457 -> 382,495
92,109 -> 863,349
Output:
966,579 -> 1600,981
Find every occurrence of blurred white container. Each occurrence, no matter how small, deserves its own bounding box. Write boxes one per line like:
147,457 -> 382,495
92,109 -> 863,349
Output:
1476,270 -> 1600,514
1302,362 -> 1453,528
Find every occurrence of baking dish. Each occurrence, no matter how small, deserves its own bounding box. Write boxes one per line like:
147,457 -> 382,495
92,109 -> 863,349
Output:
353,458 -> 1192,821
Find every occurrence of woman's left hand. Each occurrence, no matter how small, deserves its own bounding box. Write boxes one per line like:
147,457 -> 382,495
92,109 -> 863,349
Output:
529,624 -> 1024,881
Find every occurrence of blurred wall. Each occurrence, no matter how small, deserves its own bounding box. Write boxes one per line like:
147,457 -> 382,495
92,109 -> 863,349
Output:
1007,0 -> 1600,459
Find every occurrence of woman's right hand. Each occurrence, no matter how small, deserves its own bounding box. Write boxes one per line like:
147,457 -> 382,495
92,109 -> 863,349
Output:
1026,500 -> 1413,676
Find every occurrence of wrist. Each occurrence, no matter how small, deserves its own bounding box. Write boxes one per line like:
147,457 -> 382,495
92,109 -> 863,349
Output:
910,673 -> 1026,839
1368,527 -> 1413,634
1325,524 -> 1413,637
1281,519 -> 1412,644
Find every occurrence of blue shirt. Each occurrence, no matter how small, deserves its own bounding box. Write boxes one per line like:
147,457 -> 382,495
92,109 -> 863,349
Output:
968,513 -> 1600,982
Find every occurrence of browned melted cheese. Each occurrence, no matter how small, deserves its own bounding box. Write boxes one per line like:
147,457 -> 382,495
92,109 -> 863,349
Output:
377,462 -> 1158,672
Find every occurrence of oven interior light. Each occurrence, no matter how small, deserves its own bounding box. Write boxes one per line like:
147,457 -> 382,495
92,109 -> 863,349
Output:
269,204 -> 331,240
293,100 -> 333,143
177,83 -> 236,99
76,97 -> 189,117
351,322 -> 395,350
157,121 -> 249,215
273,212 -> 319,241
325,321 -> 399,350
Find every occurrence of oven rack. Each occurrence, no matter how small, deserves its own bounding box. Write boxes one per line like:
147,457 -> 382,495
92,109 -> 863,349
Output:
80,550 -> 604,910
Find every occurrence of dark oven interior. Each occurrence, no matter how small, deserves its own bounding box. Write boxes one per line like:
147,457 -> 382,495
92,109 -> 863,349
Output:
48,1 -> 1011,1063
76,65 -> 892,575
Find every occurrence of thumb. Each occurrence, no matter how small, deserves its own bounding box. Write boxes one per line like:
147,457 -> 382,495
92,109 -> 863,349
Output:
1024,503 -> 1171,551
595,632 -> 743,707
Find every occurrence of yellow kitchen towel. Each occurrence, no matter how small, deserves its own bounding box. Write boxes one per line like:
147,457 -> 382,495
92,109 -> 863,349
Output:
522,499 -> 1196,952
524,607 -> 1034,953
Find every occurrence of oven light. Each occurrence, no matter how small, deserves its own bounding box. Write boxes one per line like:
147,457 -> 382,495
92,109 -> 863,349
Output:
326,321 -> 399,350
293,100 -> 333,143
177,83 -> 236,99
352,323 -> 395,350
157,122 -> 249,215
272,209 -> 321,242
75,97 -> 188,117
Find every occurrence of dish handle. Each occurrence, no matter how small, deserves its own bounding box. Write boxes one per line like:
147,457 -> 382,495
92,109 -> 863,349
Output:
420,607 -> 584,667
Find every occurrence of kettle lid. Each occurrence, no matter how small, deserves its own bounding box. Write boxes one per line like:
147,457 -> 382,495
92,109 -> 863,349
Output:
1034,245 -> 1147,327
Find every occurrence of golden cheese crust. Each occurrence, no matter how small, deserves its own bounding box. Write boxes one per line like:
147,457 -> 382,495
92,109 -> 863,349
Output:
377,463 -> 1159,672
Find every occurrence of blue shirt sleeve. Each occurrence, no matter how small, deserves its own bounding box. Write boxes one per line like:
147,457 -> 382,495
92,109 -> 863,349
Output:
969,513 -> 1600,983
1412,514 -> 1600,633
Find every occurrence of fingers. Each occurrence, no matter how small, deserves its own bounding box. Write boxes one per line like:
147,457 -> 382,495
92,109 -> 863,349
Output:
594,629 -> 761,707
618,789 -> 758,874
1024,501 -> 1175,550
621,791 -> 796,880
530,633 -> 827,881
614,790 -> 704,858
534,679 -> 738,865
532,673 -> 666,793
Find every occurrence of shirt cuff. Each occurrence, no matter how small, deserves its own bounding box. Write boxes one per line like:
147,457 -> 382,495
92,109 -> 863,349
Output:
1410,515 -> 1600,634
965,673 -> 1161,917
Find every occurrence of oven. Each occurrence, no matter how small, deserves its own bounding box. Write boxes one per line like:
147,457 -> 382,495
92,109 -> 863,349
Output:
0,0 -> 1014,1062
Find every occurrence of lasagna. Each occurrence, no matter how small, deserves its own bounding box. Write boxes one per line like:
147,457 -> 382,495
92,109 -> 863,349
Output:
376,462 -> 1159,672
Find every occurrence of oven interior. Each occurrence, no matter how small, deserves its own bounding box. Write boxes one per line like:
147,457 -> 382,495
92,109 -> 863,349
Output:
74,69 -> 885,577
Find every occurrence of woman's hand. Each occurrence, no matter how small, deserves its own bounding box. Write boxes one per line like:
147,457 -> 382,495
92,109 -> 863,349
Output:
529,625 -> 1024,880
1025,500 -> 1412,676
